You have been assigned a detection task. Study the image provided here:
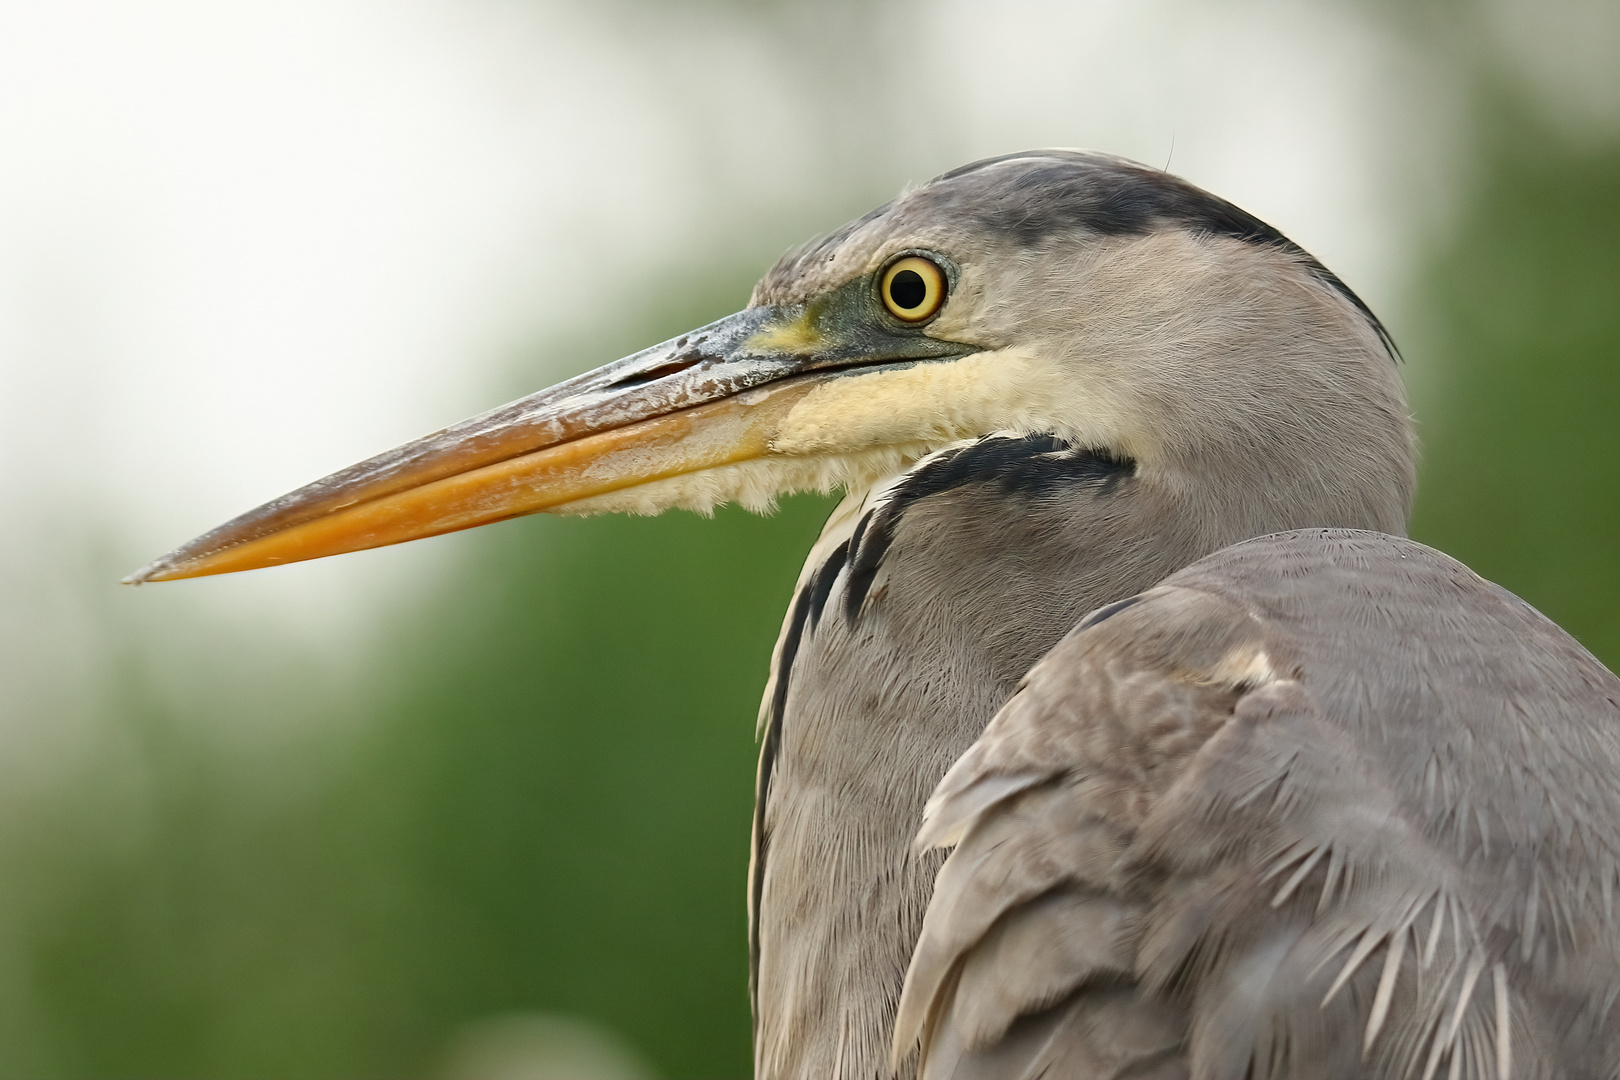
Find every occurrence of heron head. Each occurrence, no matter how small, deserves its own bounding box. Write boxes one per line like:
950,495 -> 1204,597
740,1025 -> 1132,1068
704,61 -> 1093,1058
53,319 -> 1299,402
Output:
128,150 -> 1414,583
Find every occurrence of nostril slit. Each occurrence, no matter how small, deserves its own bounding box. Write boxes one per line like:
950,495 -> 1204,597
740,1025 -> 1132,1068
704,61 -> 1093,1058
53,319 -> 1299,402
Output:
606,351 -> 705,389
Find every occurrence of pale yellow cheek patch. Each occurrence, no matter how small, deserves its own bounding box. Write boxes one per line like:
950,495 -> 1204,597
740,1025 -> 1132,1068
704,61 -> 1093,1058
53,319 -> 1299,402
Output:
770,349 -> 1114,456
550,443 -> 933,518
557,347 -> 1141,523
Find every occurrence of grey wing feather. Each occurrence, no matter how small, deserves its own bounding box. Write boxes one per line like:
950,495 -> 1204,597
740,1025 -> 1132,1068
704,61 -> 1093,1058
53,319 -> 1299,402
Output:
895,530 -> 1620,1080
898,785 -> 1132,1046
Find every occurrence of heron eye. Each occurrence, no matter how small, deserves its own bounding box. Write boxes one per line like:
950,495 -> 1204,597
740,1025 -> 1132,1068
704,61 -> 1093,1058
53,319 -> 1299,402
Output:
881,256 -> 946,322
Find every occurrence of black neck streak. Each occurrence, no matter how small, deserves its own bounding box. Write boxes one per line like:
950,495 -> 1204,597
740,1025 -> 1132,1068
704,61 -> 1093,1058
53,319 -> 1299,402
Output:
844,435 -> 1135,623
749,434 -> 1134,1012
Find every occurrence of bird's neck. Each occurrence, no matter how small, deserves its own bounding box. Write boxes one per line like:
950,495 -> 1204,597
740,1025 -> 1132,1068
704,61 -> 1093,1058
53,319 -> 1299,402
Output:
750,435 -> 1190,1080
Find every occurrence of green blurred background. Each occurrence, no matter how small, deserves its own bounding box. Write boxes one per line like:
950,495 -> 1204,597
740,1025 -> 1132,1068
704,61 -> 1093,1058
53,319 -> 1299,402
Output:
0,1 -> 1616,1077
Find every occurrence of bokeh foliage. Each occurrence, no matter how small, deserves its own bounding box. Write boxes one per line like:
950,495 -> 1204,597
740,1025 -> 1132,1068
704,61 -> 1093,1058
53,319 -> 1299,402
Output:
8,273 -> 834,1079
1409,106 -> 1620,668
343,494 -> 835,1078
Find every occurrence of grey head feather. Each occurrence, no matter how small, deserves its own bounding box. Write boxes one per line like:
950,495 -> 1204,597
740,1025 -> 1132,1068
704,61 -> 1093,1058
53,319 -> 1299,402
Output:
758,149 -> 1397,362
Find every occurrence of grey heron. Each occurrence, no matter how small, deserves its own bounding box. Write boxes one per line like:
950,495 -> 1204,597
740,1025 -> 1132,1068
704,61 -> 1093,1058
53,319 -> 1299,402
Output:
130,150 -> 1620,1079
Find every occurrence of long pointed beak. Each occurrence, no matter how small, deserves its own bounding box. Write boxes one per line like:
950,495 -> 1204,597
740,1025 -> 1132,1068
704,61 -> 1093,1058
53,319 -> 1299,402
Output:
126,303 -> 971,583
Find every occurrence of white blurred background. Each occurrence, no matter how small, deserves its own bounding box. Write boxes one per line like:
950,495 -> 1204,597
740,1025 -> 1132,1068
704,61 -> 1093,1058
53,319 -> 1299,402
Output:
0,0 -> 1460,617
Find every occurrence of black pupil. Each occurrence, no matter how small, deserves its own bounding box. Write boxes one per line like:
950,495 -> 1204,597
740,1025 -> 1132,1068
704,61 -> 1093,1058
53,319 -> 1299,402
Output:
889,269 -> 928,310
